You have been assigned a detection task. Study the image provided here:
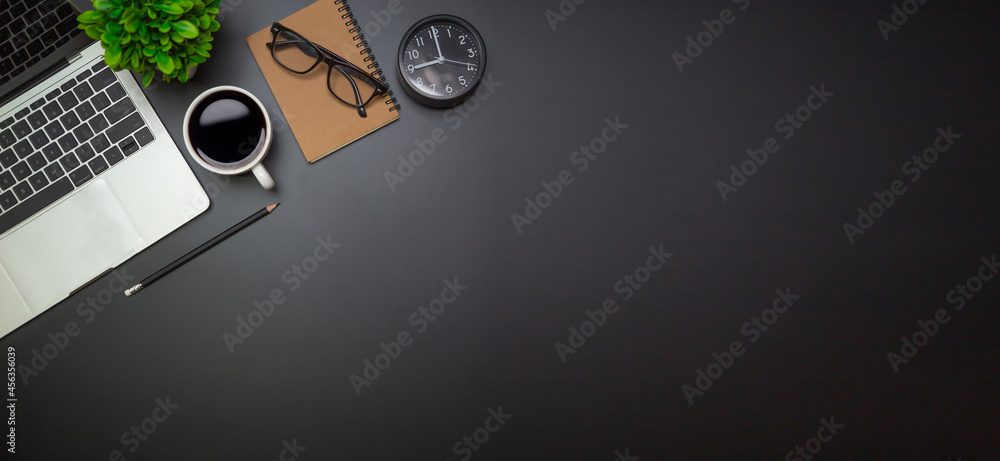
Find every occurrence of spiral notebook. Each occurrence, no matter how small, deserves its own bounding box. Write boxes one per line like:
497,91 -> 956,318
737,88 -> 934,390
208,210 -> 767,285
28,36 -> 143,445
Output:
246,0 -> 400,163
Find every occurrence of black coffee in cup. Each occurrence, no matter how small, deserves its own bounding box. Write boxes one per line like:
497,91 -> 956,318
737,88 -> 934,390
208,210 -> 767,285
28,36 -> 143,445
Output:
187,90 -> 267,169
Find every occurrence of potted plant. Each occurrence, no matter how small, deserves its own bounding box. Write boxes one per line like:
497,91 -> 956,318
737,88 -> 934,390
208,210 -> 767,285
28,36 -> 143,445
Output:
77,0 -> 222,86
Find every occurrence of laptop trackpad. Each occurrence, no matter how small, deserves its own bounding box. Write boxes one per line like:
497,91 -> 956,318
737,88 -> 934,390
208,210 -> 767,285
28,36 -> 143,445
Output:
0,180 -> 142,312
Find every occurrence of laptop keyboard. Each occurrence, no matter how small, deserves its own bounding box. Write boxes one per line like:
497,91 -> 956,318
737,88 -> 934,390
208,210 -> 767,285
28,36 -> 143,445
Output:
0,0 -> 82,86
0,60 -> 155,235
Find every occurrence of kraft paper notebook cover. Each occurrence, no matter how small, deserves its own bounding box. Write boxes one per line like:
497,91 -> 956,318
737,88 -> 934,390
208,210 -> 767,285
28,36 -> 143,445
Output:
247,0 -> 400,163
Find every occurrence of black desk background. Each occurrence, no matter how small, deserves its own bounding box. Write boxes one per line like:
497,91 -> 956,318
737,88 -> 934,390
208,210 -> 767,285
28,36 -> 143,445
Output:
6,0 -> 999,459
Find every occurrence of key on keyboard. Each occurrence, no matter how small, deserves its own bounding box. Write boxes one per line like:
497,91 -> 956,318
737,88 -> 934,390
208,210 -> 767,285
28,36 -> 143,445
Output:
12,140 -> 31,158
0,129 -> 15,148
68,165 -> 92,187
27,111 -> 47,130
41,143 -> 61,162
28,130 -> 47,150
43,163 -> 63,182
11,161 -> 30,181
57,132 -> 76,152
12,182 -> 31,201
58,151 -> 79,172
0,150 -> 16,168
26,152 -> 45,171
28,172 -> 47,190
43,120 -> 63,139
0,172 -> 13,190
107,113 -> 143,143
10,120 -> 29,138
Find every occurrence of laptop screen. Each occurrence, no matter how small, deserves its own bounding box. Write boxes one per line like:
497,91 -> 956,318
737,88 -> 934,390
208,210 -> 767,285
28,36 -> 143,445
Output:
0,0 -> 94,106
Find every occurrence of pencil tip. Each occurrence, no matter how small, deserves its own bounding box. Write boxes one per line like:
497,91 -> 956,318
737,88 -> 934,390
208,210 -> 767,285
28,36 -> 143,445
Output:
267,203 -> 279,212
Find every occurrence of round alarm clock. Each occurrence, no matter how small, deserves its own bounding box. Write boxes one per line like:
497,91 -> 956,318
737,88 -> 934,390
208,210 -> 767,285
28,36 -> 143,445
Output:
397,15 -> 487,108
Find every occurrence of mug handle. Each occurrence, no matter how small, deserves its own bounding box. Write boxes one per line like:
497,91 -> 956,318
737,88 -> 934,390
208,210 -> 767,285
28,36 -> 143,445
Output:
251,164 -> 275,190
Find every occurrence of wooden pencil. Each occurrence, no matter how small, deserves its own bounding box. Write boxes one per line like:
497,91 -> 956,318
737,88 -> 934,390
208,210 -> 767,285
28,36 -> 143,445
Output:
125,203 -> 279,296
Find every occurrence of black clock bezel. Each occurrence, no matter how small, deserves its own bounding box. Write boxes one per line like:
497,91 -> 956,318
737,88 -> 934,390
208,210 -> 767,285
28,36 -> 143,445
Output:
397,14 -> 487,109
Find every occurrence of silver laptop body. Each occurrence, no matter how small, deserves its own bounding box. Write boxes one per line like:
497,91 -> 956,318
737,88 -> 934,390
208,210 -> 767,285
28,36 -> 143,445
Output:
0,1 -> 208,337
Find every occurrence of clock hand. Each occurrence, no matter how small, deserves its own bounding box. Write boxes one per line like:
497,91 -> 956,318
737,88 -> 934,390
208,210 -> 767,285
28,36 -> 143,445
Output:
432,26 -> 444,61
412,60 -> 442,70
441,58 -> 476,67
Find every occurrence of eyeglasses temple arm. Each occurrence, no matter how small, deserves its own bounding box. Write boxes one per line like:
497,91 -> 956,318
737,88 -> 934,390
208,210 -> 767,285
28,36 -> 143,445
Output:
332,66 -> 367,118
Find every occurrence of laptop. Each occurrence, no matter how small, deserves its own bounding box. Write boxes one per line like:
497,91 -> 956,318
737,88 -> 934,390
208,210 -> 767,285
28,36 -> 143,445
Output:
0,0 -> 209,337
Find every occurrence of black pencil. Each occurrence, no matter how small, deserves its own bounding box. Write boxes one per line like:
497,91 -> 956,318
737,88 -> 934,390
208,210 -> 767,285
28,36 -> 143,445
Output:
125,203 -> 279,296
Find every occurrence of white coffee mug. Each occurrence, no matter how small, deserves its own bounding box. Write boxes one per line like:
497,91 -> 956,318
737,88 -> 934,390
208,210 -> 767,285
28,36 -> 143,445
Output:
183,86 -> 275,190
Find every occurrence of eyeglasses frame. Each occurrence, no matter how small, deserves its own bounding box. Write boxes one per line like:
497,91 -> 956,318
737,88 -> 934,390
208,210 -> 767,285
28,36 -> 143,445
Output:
266,22 -> 389,118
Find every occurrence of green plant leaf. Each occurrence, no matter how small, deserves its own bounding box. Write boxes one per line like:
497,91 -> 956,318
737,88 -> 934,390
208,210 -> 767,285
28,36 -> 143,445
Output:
84,26 -> 102,40
78,10 -> 103,24
105,43 -> 122,67
142,71 -> 154,87
172,20 -> 199,39
94,0 -> 114,11
160,3 -> 184,15
101,31 -> 120,44
155,52 -> 174,74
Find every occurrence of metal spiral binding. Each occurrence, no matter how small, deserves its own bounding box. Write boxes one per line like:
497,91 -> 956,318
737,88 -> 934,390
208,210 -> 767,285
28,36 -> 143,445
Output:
336,0 -> 401,113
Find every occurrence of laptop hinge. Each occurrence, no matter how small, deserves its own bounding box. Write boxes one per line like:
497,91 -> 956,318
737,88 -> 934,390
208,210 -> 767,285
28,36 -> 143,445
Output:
67,52 -> 83,65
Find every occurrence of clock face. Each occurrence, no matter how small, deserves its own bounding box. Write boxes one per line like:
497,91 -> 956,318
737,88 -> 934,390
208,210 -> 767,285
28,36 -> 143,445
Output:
398,16 -> 486,108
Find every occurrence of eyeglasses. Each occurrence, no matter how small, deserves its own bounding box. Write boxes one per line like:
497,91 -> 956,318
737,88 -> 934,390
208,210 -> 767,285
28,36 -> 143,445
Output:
266,22 -> 388,118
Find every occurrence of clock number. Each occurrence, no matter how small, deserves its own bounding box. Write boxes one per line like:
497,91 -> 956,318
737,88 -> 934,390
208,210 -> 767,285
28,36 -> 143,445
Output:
445,84 -> 453,94
467,63 -> 475,71
407,64 -> 414,73
416,78 -> 423,86
408,49 -> 419,59
429,84 -> 436,94
459,35 -> 466,45
459,76 -> 467,85
468,48 -> 475,58
416,36 -> 424,47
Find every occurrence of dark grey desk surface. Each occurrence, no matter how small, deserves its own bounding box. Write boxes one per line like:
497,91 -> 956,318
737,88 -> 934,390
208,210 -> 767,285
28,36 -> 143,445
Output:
5,0 -> 999,459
